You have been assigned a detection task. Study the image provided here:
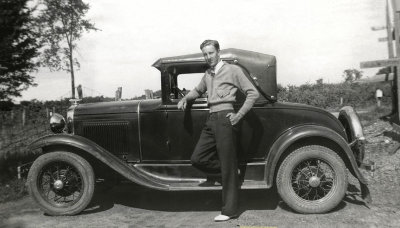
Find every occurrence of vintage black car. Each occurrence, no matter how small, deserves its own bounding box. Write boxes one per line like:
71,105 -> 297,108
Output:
27,49 -> 370,216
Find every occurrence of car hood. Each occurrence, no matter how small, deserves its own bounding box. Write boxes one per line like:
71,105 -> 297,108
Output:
74,99 -> 162,115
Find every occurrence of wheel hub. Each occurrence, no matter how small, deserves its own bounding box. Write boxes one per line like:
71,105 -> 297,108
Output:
53,180 -> 64,190
308,176 -> 321,187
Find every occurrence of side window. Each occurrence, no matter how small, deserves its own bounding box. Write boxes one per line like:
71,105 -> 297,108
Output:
173,73 -> 207,99
177,73 -> 203,94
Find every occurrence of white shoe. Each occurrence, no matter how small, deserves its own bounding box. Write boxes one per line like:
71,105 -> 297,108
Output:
214,214 -> 236,222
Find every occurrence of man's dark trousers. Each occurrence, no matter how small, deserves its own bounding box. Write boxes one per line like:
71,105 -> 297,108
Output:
190,110 -> 239,216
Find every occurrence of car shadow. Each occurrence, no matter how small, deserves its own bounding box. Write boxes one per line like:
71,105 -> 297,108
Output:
276,183 -> 369,214
82,183 -> 280,215
83,182 -> 369,215
343,183 -> 370,208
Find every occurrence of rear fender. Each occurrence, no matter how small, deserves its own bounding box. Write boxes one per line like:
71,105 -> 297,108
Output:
338,106 -> 366,165
265,125 -> 368,187
28,134 -> 168,190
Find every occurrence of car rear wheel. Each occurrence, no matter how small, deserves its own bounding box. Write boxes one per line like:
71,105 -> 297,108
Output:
27,152 -> 95,215
276,145 -> 348,213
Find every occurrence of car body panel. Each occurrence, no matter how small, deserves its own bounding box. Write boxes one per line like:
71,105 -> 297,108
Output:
265,124 -> 367,188
71,96 -> 347,163
28,134 -> 168,190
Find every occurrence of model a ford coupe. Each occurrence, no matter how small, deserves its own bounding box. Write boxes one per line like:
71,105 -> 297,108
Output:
27,49 -> 371,216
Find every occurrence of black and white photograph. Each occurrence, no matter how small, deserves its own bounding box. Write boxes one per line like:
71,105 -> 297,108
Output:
1,0 -> 400,227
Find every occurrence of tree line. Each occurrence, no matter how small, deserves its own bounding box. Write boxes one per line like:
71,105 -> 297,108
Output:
0,0 -> 97,103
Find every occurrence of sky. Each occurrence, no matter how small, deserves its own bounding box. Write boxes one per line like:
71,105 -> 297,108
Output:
18,0 -> 389,101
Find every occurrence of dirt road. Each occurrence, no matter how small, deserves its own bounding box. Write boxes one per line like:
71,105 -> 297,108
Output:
1,120 -> 400,228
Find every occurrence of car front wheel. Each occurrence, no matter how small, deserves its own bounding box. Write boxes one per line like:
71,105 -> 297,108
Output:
27,152 -> 95,215
276,145 -> 348,213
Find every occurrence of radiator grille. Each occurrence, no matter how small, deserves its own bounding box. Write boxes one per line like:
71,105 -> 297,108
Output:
82,121 -> 130,155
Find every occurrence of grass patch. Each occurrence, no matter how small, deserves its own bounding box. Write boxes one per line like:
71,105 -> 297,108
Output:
0,178 -> 27,203
358,105 -> 392,127
0,156 -> 37,203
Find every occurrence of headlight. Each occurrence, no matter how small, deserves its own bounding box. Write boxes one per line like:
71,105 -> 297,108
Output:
50,113 -> 66,133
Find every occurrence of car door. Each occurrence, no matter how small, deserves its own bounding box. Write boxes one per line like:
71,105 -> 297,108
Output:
165,98 -> 209,161
139,100 -> 169,161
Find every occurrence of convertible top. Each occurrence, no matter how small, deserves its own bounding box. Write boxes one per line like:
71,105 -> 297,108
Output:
152,48 -> 277,102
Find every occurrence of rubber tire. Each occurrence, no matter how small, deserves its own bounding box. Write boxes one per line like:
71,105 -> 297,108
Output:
276,145 -> 348,214
27,152 -> 95,216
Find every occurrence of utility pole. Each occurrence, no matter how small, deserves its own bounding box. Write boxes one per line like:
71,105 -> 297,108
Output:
386,0 -> 397,113
387,0 -> 395,58
392,0 -> 400,122
361,0 -> 400,123
361,0 -> 400,154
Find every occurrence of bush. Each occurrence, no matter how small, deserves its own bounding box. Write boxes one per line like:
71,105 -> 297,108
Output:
277,82 -> 392,110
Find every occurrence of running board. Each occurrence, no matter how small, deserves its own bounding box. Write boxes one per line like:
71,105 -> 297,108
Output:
168,180 -> 269,191
130,162 -> 269,191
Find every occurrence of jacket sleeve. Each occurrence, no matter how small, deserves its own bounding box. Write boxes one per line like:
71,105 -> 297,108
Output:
184,74 -> 207,101
234,67 -> 260,116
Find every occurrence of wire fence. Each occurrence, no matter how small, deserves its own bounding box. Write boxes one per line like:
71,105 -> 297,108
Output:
0,104 -> 68,180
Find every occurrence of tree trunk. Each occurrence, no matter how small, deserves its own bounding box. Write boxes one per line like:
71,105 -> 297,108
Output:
69,46 -> 75,99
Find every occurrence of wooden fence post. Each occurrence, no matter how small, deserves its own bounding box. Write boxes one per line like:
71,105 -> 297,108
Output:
22,107 -> 26,126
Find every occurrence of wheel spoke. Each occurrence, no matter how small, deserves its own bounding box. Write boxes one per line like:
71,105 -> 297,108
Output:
297,186 -> 310,193
306,161 -> 314,176
63,188 -> 74,196
300,188 -> 313,199
45,189 -> 51,198
290,157 -> 339,201
41,179 -> 50,186
36,160 -> 86,208
55,164 -> 60,179
313,188 -> 320,200
62,166 -> 72,182
315,160 -> 321,177
320,185 -> 330,193
297,168 -> 310,179
50,194 -> 57,201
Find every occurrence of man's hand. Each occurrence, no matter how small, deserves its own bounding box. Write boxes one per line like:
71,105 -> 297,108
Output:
226,112 -> 243,125
177,98 -> 187,110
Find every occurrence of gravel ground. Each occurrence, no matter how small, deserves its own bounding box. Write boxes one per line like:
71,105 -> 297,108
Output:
1,120 -> 400,228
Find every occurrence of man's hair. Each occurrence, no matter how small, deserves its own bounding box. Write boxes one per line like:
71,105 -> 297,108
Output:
200,40 -> 220,51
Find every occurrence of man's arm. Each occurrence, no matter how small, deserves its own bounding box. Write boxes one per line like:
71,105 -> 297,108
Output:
226,67 -> 260,124
177,75 -> 207,110
236,69 -> 260,116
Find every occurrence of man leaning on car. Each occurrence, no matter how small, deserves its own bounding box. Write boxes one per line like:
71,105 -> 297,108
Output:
178,39 -> 259,222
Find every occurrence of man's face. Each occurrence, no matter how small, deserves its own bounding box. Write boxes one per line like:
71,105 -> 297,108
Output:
201,45 -> 220,68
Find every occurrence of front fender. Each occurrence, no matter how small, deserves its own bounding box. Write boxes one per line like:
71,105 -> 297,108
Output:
28,134 -> 168,190
265,125 -> 368,187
